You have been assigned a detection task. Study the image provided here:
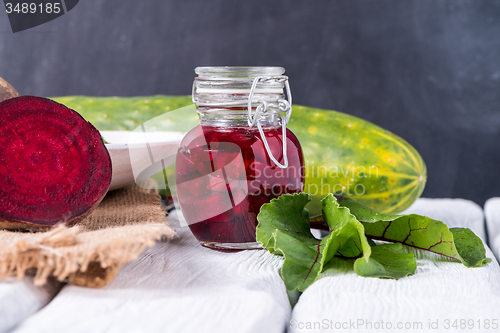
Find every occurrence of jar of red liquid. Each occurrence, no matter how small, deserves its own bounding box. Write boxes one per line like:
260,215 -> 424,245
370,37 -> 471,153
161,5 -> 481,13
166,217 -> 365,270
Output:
175,67 -> 304,250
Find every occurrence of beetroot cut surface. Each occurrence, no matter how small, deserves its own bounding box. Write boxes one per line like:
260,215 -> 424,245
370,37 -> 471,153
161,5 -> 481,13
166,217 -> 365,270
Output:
0,96 -> 112,230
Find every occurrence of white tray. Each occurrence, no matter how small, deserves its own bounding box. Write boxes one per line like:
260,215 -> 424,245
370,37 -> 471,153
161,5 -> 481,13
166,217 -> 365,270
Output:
102,131 -> 185,191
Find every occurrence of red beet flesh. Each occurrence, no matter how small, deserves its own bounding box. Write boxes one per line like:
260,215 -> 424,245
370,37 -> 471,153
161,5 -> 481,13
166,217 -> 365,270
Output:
0,96 -> 112,230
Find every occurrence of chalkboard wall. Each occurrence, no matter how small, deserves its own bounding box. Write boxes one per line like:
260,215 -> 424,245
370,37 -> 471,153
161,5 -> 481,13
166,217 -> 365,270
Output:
1,0 -> 500,206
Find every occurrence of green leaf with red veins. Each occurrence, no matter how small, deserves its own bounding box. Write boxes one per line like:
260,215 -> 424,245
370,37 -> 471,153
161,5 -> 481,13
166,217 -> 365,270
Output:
257,193 -> 372,292
273,229 -> 330,292
257,192 -> 491,293
336,193 -> 490,268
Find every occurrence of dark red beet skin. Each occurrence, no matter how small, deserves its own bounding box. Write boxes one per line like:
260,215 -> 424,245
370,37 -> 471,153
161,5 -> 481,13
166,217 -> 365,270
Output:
0,96 -> 112,230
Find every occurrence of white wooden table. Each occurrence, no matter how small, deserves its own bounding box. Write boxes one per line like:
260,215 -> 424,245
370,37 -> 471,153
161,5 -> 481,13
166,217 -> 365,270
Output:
2,198 -> 500,333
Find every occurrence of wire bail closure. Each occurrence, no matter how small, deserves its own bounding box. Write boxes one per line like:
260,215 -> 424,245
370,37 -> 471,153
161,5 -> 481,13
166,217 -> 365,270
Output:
247,76 -> 292,169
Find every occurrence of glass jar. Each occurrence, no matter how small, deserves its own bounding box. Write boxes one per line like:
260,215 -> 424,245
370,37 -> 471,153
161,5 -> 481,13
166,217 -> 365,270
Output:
175,67 -> 304,250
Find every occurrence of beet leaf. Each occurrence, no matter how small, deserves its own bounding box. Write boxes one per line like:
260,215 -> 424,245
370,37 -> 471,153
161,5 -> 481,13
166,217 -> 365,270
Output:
256,193 -> 490,292
353,243 -> 417,279
335,193 -> 491,267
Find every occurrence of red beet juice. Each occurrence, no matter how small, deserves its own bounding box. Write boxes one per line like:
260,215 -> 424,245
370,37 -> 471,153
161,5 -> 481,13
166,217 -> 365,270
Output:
175,124 -> 304,244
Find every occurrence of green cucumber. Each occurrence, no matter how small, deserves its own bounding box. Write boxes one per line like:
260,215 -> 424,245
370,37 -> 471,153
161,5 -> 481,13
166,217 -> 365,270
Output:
52,95 -> 426,215
289,105 -> 426,215
51,95 -> 197,132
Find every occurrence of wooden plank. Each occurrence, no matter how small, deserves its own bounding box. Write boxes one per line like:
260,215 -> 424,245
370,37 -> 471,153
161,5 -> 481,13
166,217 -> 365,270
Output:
0,277 -> 60,333
12,211 -> 290,333
485,197 -> 500,260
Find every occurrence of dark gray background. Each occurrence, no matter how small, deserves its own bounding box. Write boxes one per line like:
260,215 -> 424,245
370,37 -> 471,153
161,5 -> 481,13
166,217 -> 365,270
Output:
1,0 -> 499,206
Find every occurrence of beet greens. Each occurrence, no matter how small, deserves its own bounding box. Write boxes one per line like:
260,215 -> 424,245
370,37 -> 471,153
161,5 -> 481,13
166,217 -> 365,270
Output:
256,193 -> 490,292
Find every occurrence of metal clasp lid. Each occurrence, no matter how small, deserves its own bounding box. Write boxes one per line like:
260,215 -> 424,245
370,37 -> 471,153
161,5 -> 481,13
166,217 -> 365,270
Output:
247,76 -> 292,169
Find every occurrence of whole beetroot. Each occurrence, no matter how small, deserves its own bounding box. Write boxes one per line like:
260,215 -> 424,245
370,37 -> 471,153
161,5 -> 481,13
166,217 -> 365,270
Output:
0,96 -> 112,230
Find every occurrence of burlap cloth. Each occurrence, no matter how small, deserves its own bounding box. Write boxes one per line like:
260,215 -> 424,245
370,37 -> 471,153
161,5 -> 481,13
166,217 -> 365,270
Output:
0,181 -> 175,288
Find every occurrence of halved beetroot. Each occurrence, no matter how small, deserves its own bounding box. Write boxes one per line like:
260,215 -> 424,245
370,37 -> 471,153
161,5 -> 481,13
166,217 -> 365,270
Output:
0,96 -> 112,230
